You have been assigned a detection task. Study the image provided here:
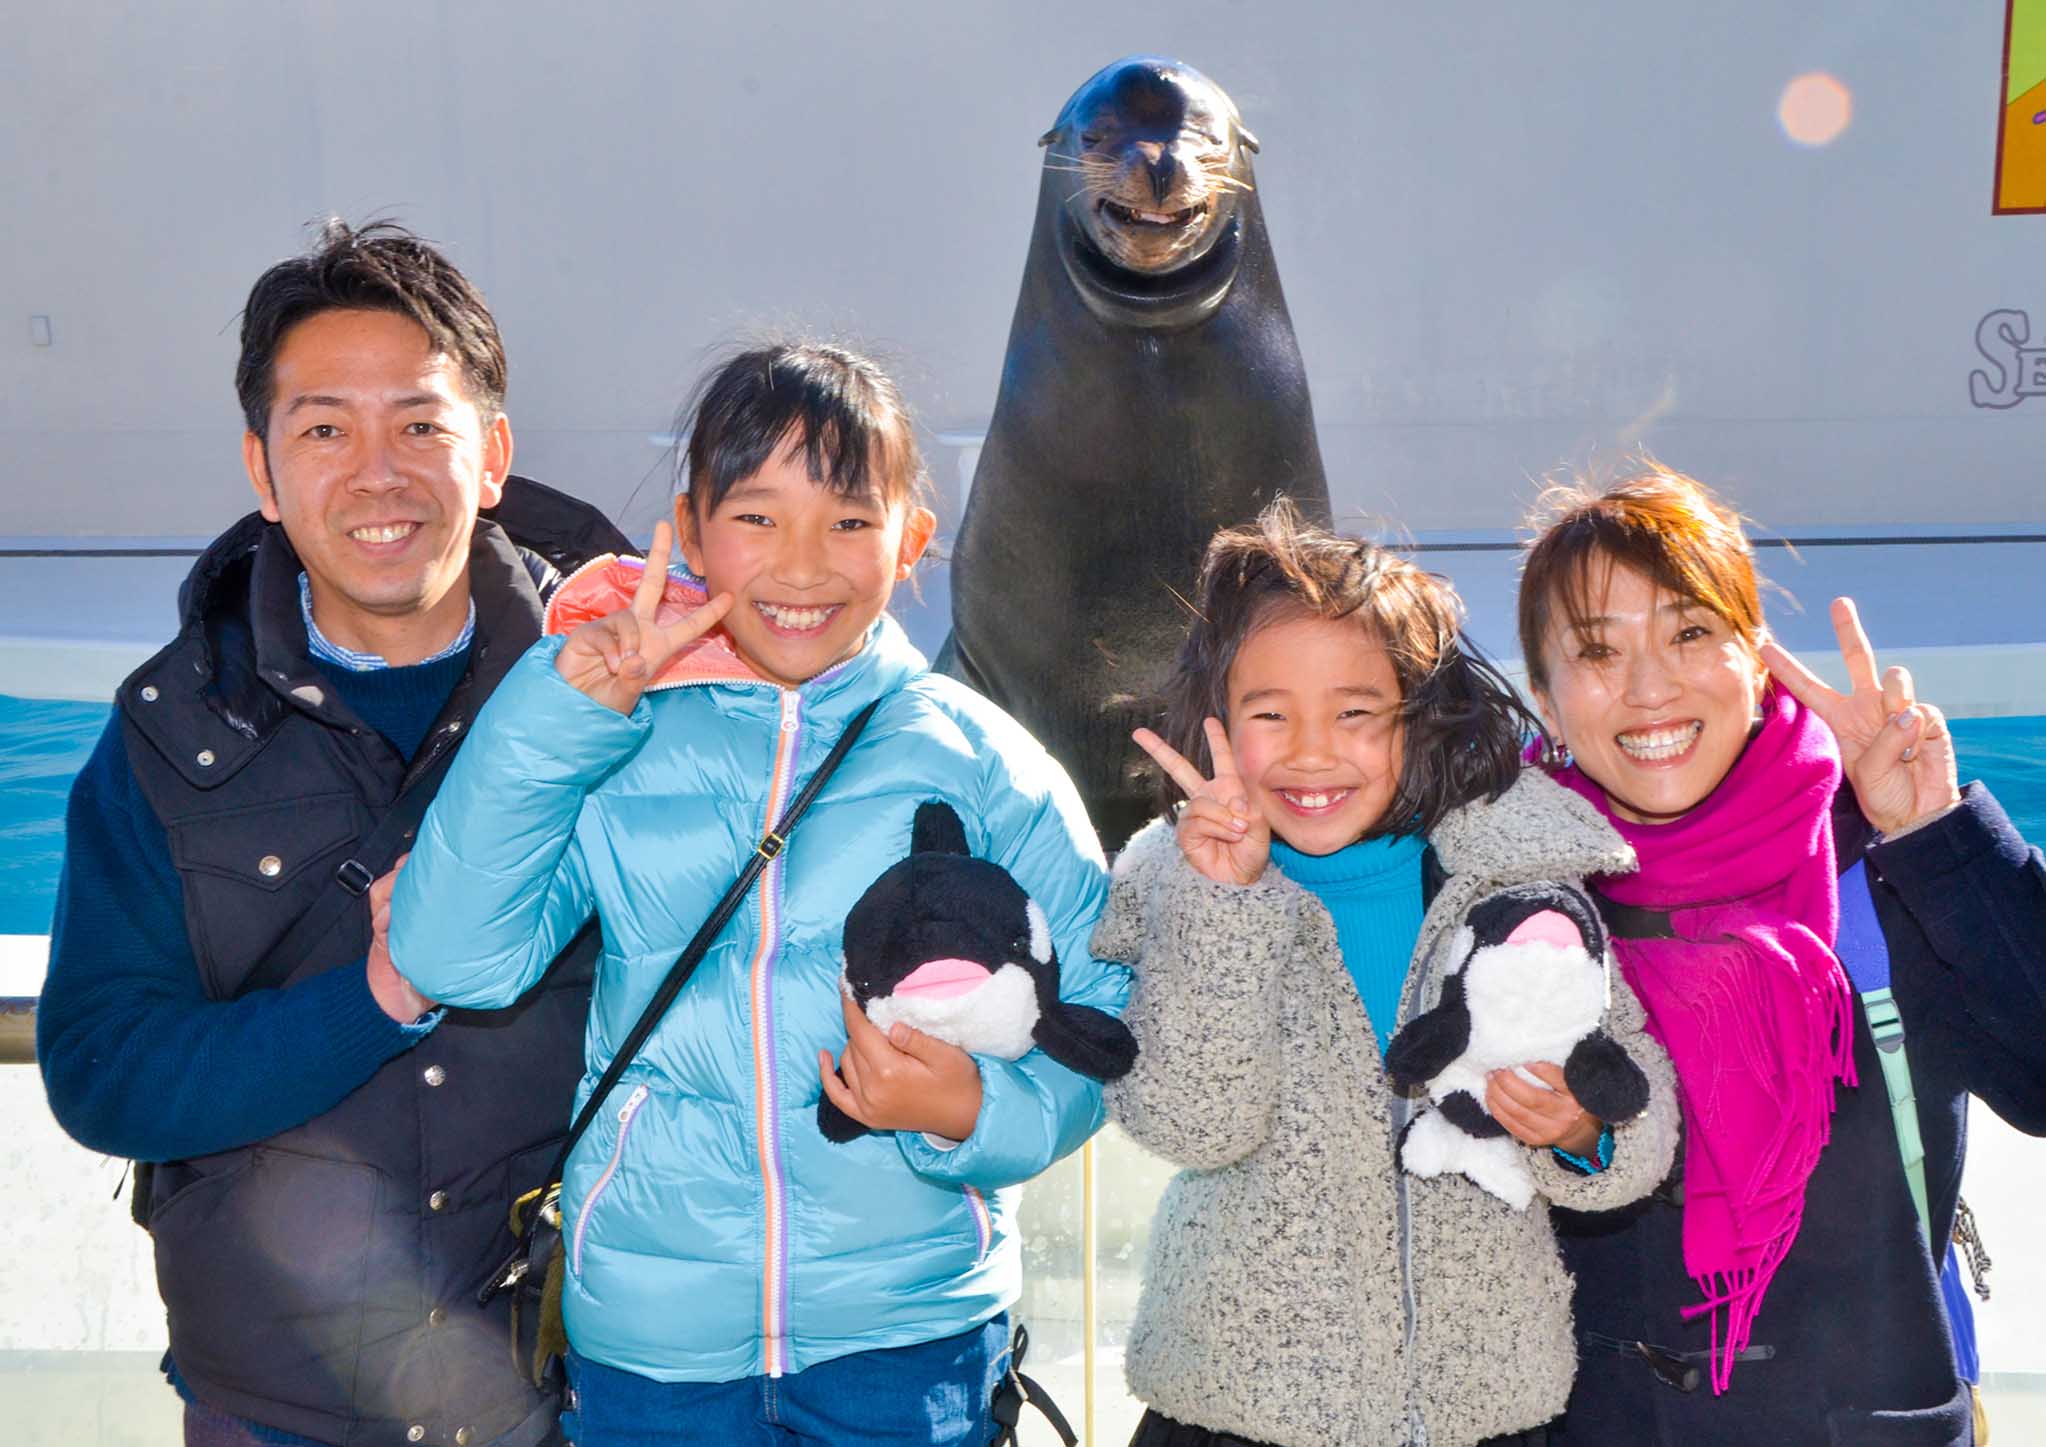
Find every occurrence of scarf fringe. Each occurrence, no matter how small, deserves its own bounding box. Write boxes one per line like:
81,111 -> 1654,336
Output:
1664,930 -> 1856,1393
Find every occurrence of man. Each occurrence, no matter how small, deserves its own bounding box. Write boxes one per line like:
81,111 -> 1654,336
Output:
37,220 -> 628,1447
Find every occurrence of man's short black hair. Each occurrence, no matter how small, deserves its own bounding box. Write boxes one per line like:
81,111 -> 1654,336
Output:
235,218 -> 507,437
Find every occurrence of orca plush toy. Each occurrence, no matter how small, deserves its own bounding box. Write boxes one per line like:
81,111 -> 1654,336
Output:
1383,883 -> 1649,1210
819,801 -> 1138,1143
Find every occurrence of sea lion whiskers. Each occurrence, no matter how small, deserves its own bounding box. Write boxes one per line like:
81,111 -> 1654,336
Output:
1078,153 -> 1121,193
1194,151 -> 1254,195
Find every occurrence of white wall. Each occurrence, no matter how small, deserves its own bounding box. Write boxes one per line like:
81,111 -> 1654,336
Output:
7,1 -> 2046,548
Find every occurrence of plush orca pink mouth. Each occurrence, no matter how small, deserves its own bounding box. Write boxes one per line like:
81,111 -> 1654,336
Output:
1503,910 -> 1584,950
892,958 -> 995,1000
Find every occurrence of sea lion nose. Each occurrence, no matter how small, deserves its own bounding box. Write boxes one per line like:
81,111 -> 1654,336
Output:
1143,151 -> 1177,204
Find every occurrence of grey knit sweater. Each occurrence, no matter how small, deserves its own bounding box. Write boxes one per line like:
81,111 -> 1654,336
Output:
1095,769 -> 1680,1447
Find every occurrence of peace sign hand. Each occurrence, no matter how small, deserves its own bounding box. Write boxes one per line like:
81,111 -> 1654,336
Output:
1133,718 -> 1271,886
554,521 -> 734,715
1759,597 -> 1960,836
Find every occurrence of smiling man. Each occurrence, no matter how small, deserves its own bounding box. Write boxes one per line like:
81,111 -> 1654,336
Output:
36,221 -> 629,1447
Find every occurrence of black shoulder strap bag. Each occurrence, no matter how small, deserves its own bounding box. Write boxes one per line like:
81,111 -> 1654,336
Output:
480,698 -> 881,1390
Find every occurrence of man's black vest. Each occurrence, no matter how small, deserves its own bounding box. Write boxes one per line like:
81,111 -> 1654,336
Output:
119,478 -> 627,1447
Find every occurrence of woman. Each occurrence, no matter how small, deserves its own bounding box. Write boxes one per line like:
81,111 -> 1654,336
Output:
1517,465 -> 2046,1445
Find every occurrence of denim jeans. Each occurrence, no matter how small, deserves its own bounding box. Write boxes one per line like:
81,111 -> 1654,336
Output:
560,1315 -> 1010,1446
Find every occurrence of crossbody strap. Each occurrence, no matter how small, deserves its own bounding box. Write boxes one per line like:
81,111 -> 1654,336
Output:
232,745 -> 460,999
536,697 -> 882,1195
1836,858 -> 1932,1244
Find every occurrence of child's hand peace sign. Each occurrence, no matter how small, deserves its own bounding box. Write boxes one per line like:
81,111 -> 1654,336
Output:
1133,718 -> 1271,885
554,521 -> 734,715
1759,596 -> 1961,837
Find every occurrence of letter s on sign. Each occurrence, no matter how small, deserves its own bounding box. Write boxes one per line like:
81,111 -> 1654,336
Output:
1971,309 -> 2030,408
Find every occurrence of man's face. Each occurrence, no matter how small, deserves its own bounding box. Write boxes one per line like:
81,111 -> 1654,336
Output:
242,308 -> 510,659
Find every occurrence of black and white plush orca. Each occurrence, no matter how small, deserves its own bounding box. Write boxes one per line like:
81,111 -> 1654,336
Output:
1384,883 -> 1649,1209
818,800 -> 1137,1143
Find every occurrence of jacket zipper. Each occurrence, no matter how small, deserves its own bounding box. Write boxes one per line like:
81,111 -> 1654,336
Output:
962,1185 -> 993,1263
1393,922 -> 1442,1446
752,689 -> 804,1375
541,552 -> 619,636
573,1082 -> 651,1276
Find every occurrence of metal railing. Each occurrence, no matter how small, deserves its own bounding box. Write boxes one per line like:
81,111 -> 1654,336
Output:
1,997 -> 32,1064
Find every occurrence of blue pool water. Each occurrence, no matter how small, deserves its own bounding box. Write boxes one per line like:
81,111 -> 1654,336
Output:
1,695 -> 110,936
0,694 -> 2042,940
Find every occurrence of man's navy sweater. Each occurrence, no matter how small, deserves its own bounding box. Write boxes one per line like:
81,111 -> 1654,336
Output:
37,648 -> 469,1163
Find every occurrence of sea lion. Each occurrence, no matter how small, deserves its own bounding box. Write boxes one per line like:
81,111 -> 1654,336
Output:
940,55 -> 1330,847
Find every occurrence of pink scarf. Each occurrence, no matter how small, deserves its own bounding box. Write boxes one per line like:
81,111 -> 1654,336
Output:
1553,688 -> 1857,1393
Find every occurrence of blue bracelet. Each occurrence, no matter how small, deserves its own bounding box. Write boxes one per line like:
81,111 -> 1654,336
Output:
1552,1123 -> 1615,1175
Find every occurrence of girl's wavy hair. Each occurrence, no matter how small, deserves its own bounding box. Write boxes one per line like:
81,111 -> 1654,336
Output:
1154,497 -> 1539,837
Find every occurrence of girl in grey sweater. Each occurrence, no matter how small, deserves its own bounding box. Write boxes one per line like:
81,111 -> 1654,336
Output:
1096,502 -> 1678,1447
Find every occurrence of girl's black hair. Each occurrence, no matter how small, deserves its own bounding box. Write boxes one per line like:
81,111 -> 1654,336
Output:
1154,497 -> 1539,838
676,341 -> 929,514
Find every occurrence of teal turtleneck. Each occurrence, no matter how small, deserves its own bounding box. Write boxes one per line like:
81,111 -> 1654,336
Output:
1271,832 -> 1429,1055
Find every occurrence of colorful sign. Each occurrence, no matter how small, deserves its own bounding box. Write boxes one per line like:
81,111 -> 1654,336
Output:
1996,1 -> 2046,211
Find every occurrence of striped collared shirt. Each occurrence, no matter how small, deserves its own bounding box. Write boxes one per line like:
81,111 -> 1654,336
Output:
298,572 -> 476,672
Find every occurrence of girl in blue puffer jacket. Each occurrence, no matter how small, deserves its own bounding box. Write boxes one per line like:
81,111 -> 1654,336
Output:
390,343 -> 1130,1447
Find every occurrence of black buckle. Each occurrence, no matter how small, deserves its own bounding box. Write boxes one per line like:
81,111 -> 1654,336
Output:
756,831 -> 786,861
1635,1342 -> 1703,1393
477,1246 -> 528,1306
335,859 -> 376,895
990,1324 -> 1077,1447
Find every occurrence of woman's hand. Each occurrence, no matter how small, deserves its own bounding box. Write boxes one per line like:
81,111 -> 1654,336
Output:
819,989 -> 984,1141
1760,597 -> 1961,836
1487,1062 -> 1601,1155
1132,719 -> 1272,886
554,521 -> 734,714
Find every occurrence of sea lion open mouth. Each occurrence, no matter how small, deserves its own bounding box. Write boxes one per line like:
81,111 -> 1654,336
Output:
1098,198 -> 1210,230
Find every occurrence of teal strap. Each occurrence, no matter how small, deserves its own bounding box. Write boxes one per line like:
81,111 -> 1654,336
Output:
1837,859 -> 1934,1247
1860,984 -> 1932,1244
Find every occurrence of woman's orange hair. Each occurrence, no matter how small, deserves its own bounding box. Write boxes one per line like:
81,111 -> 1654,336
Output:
1518,462 -> 1763,693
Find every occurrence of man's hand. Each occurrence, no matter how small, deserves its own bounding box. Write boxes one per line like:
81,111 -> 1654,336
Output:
366,855 -> 436,1024
1487,1061 -> 1601,1156
555,521 -> 734,715
819,988 -> 984,1141
1760,597 -> 1962,836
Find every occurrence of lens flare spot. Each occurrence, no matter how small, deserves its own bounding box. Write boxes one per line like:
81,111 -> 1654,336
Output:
1779,72 -> 1852,147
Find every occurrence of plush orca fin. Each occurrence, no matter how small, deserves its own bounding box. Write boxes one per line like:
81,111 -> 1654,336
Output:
912,801 -> 971,857
1031,1003 -> 1138,1081
817,1096 -> 871,1144
1564,1029 -> 1650,1123
1383,972 -> 1472,1093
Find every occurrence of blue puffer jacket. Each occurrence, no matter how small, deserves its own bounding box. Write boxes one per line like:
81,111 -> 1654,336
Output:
390,611 -> 1129,1383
